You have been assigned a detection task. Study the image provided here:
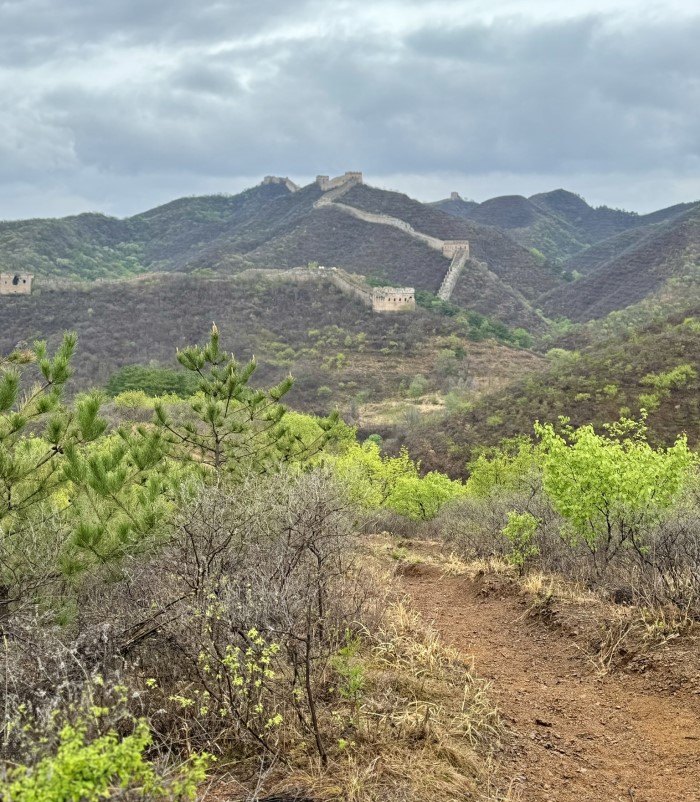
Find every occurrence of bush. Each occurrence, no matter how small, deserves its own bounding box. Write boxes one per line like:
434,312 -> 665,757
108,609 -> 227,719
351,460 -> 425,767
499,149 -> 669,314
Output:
105,365 -> 199,398
2,717 -> 209,802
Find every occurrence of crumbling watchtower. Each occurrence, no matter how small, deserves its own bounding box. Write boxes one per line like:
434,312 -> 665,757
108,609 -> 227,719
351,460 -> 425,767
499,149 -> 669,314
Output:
0,273 -> 33,295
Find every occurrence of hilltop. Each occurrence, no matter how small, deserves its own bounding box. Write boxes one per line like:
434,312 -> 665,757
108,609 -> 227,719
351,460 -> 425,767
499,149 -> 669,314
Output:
433,188 -> 697,270
539,205 -> 700,322
0,173 -> 563,332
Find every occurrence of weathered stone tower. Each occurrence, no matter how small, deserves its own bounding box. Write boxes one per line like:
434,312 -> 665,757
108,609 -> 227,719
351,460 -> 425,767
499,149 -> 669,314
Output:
371,287 -> 416,312
0,273 -> 33,295
315,172 -> 363,191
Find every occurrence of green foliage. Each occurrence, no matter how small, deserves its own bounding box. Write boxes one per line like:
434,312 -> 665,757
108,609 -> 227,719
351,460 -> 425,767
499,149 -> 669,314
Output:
535,416 -> 695,575
331,632 -> 365,702
60,427 -> 173,573
386,471 -> 466,521
436,348 -> 459,377
407,374 -> 429,398
414,292 -> 532,347
0,335 -> 106,534
330,442 -> 417,508
0,327 -> 348,610
154,325 -> 339,479
105,365 -> 199,398
328,441 -> 463,520
640,364 -> 696,392
512,328 -> 533,349
528,247 -> 547,266
467,438 -> 541,499
501,511 -> 540,572
639,364 -> 697,412
3,718 -> 209,802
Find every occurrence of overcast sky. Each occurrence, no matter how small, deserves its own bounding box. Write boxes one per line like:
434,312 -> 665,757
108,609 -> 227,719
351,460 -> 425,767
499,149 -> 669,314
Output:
1,0 -> 699,219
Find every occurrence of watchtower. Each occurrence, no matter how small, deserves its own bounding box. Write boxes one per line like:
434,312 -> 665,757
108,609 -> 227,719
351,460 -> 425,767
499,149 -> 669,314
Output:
0,273 -> 33,295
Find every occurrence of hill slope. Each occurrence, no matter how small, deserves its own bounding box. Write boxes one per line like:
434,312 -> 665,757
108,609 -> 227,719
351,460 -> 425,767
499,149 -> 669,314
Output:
431,193 -> 587,264
539,206 -> 700,322
0,273 -> 542,413
434,189 -> 698,269
401,299 -> 700,475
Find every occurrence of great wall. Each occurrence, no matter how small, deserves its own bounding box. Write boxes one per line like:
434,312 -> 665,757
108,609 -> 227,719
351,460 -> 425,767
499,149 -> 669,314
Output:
1,172 -> 469,312
0,273 -> 33,295
260,171 -> 471,308
238,266 -> 416,313
311,172 -> 469,304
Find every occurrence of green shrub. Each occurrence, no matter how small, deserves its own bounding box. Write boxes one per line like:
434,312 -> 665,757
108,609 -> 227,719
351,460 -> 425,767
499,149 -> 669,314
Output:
105,365 -> 199,398
2,719 -> 210,802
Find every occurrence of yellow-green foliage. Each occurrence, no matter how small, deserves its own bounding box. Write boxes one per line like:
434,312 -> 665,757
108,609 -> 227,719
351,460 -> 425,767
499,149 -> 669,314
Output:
640,364 -> 697,392
285,411 -> 355,455
466,437 -> 541,498
329,441 -> 418,508
387,471 -> 466,520
328,441 -> 464,519
2,720 -> 209,802
535,416 -> 695,557
638,364 -> 697,412
501,511 -> 540,570
113,390 -> 185,410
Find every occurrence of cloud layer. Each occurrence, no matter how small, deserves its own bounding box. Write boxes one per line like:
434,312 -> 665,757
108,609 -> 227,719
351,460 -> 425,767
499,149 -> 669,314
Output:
1,0 -> 699,218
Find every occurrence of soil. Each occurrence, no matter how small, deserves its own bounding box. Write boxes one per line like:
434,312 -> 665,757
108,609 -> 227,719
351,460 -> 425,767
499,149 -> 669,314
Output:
398,560 -> 700,802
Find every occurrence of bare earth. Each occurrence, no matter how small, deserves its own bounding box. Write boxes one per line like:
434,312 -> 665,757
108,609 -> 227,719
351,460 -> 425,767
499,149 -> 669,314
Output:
399,563 -> 700,802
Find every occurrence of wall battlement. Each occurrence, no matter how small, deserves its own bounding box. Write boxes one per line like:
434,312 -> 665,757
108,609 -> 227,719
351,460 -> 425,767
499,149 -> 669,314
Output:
442,240 -> 470,258
316,171 -> 363,191
262,175 -> 299,192
371,286 -> 416,312
0,273 -> 33,295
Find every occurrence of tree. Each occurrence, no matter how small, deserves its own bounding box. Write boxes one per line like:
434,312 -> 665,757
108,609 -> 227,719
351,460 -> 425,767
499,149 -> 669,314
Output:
153,326 -> 338,480
386,471 -> 465,520
0,336 -> 119,605
535,416 -> 695,577
330,441 -> 417,508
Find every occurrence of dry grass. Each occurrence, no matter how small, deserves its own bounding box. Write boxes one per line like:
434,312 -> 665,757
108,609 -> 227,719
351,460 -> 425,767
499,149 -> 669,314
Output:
586,604 -> 695,675
236,601 -> 503,802
368,534 -> 500,580
514,569 -> 695,676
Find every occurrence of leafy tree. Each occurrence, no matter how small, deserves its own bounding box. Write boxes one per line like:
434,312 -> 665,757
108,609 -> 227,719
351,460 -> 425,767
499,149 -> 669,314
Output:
467,437 -> 541,499
535,416 -> 695,577
501,511 -> 539,573
153,326 -> 338,479
407,374 -> 429,398
386,471 -> 465,520
330,441 -> 418,508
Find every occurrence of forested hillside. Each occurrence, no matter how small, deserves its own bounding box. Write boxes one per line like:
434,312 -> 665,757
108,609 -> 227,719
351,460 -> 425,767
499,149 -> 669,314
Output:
0,272 -> 541,412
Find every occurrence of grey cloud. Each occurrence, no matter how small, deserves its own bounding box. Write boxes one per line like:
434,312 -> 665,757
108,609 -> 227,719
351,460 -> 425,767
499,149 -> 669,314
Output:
0,0 -> 315,66
1,3 -> 700,218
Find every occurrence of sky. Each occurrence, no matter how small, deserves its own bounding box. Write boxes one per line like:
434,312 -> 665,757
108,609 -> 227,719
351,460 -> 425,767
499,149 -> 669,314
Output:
1,0 -> 699,219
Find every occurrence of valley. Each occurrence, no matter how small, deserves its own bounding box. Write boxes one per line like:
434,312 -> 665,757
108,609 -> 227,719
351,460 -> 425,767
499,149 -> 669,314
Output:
2,170 -> 700,802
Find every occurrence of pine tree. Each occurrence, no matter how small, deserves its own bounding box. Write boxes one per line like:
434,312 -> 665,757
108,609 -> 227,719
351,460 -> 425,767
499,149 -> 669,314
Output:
153,325 -> 338,480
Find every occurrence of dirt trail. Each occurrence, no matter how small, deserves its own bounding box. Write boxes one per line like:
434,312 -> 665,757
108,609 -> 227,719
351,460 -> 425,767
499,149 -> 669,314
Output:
399,563 -> 700,802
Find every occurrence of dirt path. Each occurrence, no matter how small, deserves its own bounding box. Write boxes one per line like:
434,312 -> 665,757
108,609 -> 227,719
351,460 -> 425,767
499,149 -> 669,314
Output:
399,564 -> 700,802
